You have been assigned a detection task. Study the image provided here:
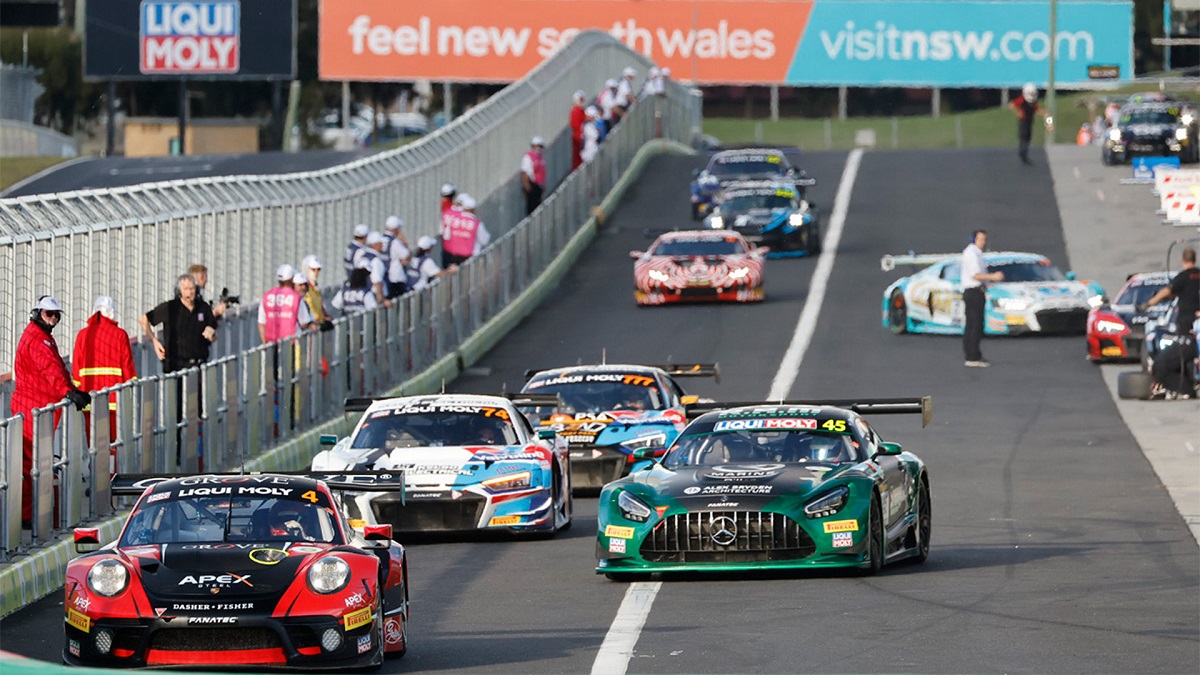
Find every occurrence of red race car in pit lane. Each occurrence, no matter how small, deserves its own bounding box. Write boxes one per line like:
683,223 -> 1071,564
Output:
63,472 -> 409,669
631,230 -> 767,306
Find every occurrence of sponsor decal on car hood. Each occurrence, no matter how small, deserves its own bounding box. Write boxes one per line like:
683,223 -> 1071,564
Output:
136,544 -> 319,600
649,463 -> 846,503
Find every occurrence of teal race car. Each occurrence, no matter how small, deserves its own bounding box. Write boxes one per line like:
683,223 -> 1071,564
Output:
595,398 -> 932,580
881,251 -> 1105,335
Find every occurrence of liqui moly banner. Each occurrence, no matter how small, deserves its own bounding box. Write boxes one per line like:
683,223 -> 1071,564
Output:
85,0 -> 295,81
140,1 -> 240,74
318,0 -> 1132,87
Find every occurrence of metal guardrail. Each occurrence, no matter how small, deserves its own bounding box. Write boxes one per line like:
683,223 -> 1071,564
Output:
0,30 -> 685,376
0,41 -> 702,558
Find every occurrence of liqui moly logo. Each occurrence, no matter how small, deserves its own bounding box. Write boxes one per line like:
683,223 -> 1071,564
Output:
140,1 -> 240,74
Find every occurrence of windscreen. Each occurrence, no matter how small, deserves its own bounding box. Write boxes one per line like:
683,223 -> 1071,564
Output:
353,408 -> 519,448
654,239 -> 745,256
1115,281 -> 1167,306
1122,110 -> 1178,126
121,494 -> 340,545
524,375 -> 666,416
988,260 -> 1066,283
709,155 -> 787,179
662,428 -> 860,468
720,193 -> 796,213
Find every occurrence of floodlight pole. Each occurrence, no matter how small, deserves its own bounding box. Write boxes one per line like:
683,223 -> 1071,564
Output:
1046,0 -> 1057,145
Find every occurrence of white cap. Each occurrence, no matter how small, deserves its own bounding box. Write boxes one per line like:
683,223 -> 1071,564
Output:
366,231 -> 385,246
301,254 -> 322,270
92,295 -> 115,318
1022,82 -> 1038,101
606,78 -> 618,89
385,215 -> 404,231
623,66 -> 636,78
573,89 -> 587,102
353,257 -> 371,270
648,66 -> 660,77
417,235 -> 438,250
457,193 -> 476,210
292,272 -> 308,285
34,295 -> 62,312
440,182 -> 456,197
661,67 -> 671,77
531,136 -> 545,146
276,263 -> 296,281
585,105 -> 599,117
353,223 -> 370,238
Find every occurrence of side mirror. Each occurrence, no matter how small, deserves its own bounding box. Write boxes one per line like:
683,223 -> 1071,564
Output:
319,434 -> 338,446
691,168 -> 701,178
755,246 -> 771,256
74,527 -> 101,554
679,395 -> 699,405
363,524 -> 392,547
537,428 -> 557,440
629,250 -> 644,259
1065,271 -> 1077,280
630,447 -> 663,461
875,442 -> 903,457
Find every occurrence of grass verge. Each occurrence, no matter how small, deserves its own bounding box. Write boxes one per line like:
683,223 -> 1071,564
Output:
1,156 -> 72,193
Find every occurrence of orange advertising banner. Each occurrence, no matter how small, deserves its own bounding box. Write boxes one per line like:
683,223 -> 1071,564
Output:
318,0 -> 813,83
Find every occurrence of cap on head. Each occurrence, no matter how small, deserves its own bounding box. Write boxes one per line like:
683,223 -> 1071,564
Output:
291,272 -> 308,286
457,193 -> 476,210
585,105 -> 599,117
385,215 -> 404,231
623,66 -> 636,78
573,89 -> 587,102
648,66 -> 660,77
440,182 -> 456,197
660,67 -> 670,77
34,295 -> 62,312
353,223 -> 370,238
93,295 -> 116,318
417,235 -> 438,250
531,136 -> 545,147
276,263 -> 296,281
366,231 -> 385,246
301,254 -> 322,270
606,78 -> 618,89
1022,82 -> 1038,101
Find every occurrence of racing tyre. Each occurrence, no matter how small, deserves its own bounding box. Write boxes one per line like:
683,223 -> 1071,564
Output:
888,291 -> 908,335
691,204 -> 701,220
911,479 -> 931,564
807,225 -> 822,255
1117,370 -> 1154,400
1101,148 -> 1113,166
856,495 -> 884,576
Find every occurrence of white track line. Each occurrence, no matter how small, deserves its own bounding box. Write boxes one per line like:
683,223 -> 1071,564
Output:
768,148 -> 864,400
590,149 -> 866,675
590,581 -> 662,675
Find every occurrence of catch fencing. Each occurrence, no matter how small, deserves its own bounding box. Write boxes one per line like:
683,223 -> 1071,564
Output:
0,32 -> 702,559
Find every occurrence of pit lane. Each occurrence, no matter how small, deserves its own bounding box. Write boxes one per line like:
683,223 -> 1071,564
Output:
1,148 -> 1196,674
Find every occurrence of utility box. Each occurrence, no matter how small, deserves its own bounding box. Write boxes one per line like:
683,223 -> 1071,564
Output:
124,117 -> 262,157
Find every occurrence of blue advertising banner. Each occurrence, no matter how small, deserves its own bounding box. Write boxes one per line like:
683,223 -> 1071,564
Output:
787,1 -> 1133,87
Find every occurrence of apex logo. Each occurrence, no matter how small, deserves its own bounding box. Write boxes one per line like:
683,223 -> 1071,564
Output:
178,573 -> 253,588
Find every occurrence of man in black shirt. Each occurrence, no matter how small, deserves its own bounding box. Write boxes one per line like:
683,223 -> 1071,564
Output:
139,274 -> 218,373
1140,247 -> 1200,332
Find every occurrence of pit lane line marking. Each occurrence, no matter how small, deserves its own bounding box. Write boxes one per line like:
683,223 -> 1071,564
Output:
590,149 -> 865,675
590,581 -> 662,675
768,148 -> 865,400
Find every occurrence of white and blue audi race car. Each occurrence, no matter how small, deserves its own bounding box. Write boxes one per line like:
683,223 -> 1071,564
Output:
311,394 -> 572,536
880,251 -> 1104,335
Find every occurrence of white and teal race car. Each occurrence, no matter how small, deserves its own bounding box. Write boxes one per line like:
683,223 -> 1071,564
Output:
880,251 -> 1104,335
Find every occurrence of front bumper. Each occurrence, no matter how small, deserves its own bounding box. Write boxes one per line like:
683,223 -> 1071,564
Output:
635,283 -> 764,306
64,612 -> 382,669
568,446 -> 630,490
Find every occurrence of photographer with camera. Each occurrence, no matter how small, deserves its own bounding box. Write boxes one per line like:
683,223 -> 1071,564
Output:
188,264 -> 240,320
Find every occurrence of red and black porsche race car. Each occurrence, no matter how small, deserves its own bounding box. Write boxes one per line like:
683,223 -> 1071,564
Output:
631,230 -> 767,306
63,472 -> 410,669
1085,271 -> 1171,362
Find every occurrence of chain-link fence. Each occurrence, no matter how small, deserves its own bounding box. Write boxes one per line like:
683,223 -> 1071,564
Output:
0,32 -> 702,559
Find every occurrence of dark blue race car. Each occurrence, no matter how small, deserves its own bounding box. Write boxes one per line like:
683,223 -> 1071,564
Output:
703,181 -> 821,258
690,149 -> 809,220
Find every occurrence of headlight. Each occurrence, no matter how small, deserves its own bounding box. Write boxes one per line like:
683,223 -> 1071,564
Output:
700,175 -> 718,186
995,297 -> 1029,312
481,471 -> 532,491
620,433 -> 667,452
1096,318 -> 1126,333
1108,128 -> 1121,142
647,269 -> 670,283
728,267 -> 750,280
87,559 -> 129,597
709,215 -> 724,229
804,486 -> 849,519
1087,294 -> 1104,308
788,212 -> 808,227
1176,127 -> 1189,141
617,491 -> 652,523
307,556 -> 351,594
1183,113 -> 1195,126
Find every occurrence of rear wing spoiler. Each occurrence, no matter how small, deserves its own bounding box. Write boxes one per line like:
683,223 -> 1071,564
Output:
112,472 -> 407,502
504,393 -> 562,409
684,396 -> 933,428
880,254 -> 957,272
344,397 -> 391,413
651,362 -> 721,384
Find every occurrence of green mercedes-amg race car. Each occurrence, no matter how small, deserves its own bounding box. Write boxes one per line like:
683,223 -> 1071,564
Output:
595,398 -> 932,580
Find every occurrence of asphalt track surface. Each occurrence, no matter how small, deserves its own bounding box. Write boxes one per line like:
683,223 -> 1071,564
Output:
2,149 -> 1197,674
1,150 -> 374,198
